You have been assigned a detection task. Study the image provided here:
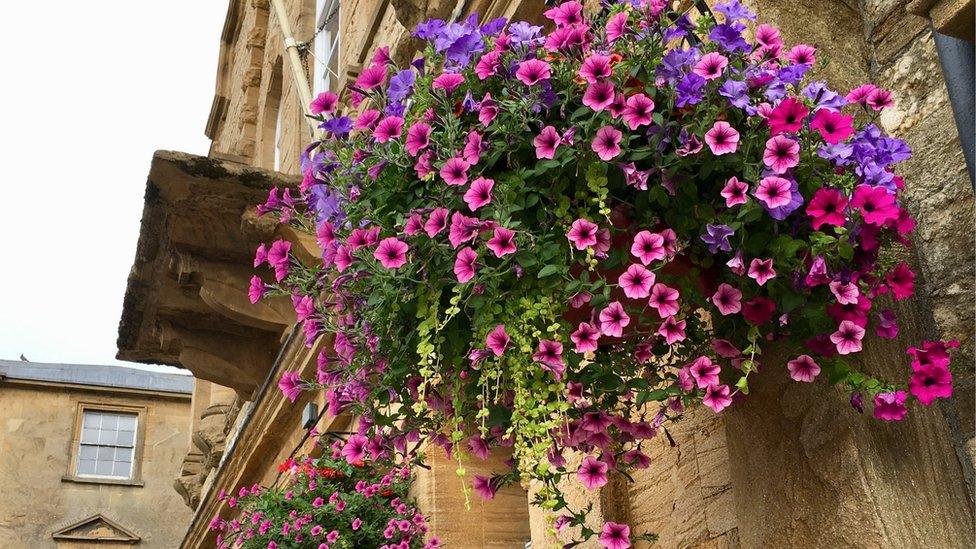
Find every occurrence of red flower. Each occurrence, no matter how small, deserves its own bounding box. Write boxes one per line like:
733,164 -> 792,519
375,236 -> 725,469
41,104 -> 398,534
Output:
741,297 -> 776,325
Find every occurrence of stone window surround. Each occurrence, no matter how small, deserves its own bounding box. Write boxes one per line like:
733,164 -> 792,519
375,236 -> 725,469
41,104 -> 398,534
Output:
62,401 -> 149,488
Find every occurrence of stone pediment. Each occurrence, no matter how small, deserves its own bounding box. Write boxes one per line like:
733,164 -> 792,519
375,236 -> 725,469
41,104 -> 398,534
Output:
52,514 -> 140,543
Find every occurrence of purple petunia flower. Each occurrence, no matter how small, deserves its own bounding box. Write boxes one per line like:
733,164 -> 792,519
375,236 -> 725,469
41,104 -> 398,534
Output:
718,79 -> 750,109
387,69 -> 416,103
321,116 -> 352,136
675,73 -> 707,107
701,224 -> 735,253
709,24 -> 750,53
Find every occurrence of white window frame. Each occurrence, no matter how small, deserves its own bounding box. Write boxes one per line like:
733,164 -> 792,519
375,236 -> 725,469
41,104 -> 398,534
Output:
76,410 -> 139,480
313,0 -> 341,95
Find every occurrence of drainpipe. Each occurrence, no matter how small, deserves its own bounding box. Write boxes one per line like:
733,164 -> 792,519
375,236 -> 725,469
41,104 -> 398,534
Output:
932,28 -> 975,189
270,0 -> 318,137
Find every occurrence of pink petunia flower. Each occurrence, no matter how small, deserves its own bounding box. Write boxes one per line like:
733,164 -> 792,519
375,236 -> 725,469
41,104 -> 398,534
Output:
424,207 -> 449,237
486,324 -> 510,356
374,237 -> 409,269
279,371 -> 303,403
598,522 -> 631,549
353,109 -> 381,131
310,91 -> 339,114
694,52 -> 729,80
439,157 -> 470,186
909,362 -> 953,405
579,54 -> 613,83
373,116 -> 404,142
248,276 -> 267,304
591,126 -> 623,160
704,121 -> 740,155
658,315 -> 686,344
755,175 -> 794,208
479,93 -> 498,126
747,258 -> 776,285
606,11 -> 628,42
567,218 -> 599,250
571,322 -> 601,353
755,24 -> 782,49
414,151 -> 435,178
577,456 -> 608,490
786,44 -> 816,65
449,212 -> 482,248
873,390 -> 907,421
486,227 -> 517,257
341,434 -> 368,463
544,0 -> 584,26
851,184 -> 899,226
405,123 -> 432,155
806,188 -> 848,229
475,50 -> 501,80
762,136 -> 800,173
847,83 -> 877,105
534,126 -> 562,159
533,339 -> 566,379
830,320 -> 865,355
583,82 -> 616,112
355,64 -> 386,89
618,264 -> 655,299
516,59 -> 551,86
622,94 -> 655,130
829,280 -> 859,305
787,355 -> 821,382
404,213 -> 424,236
432,72 -> 464,94
886,261 -> 915,300
453,247 -> 478,283
810,109 -> 854,144
648,283 -> 680,317
702,384 -> 733,413
711,283 -> 742,315
599,301 -> 630,337
721,176 -> 749,207
767,97 -> 809,135
689,356 -> 720,388
631,230 -> 665,265
463,177 -> 494,211
866,87 -> 894,110
472,475 -> 497,500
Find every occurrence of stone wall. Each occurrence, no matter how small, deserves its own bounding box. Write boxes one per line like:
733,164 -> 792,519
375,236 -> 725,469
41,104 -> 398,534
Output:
0,384 -> 192,547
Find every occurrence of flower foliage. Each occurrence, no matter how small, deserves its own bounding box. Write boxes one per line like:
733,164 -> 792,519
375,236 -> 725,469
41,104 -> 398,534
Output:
250,0 -> 958,545
210,451 -> 435,549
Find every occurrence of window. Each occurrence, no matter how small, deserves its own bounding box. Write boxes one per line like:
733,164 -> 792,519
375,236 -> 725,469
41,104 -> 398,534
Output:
76,410 -> 138,479
313,0 -> 341,94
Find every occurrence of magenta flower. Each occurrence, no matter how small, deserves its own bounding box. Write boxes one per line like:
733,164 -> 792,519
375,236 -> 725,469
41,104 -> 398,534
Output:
351,518 -> 362,531
851,184 -> 899,226
787,355 -> 821,382
516,59 -> 551,86
334,245 -> 352,272
468,436 -> 490,460
278,371 -> 303,403
618,264 -> 655,299
694,52 -> 729,80
720,176 -> 749,207
711,283 -> 742,316
873,391 -> 908,421
486,324 -> 510,356
579,54 -> 612,83
353,109 -> 380,130
533,340 -> 565,379
830,320 -> 865,355
747,258 -> 776,286
432,72 -> 464,94
622,93 -> 654,130
702,384 -> 733,413
571,322 -> 601,353
599,301 -> 630,337
755,176 -> 794,208
810,109 -> 854,144
404,213 -> 424,236
762,136 -> 800,173
248,276 -> 267,304
453,247 -> 478,283
886,262 -> 915,300
829,281 -> 860,305
373,237 -> 409,269
742,296 -> 776,325
806,188 -> 848,229
755,23 -> 782,48
866,87 -> 894,110
630,230 -> 665,265
786,44 -> 817,65
909,362 -> 953,405
591,126 -> 623,160
577,456 -> 609,490
472,475 -> 497,500
439,157 -> 470,186
341,434 -> 368,463
463,177 -> 494,211
658,316 -> 686,344
479,92 -> 498,126
309,91 -> 339,114
355,64 -> 386,89
648,283 -> 680,317
598,521 -> 631,549
704,121 -> 740,155
254,243 -> 268,267
448,212 -> 481,248
486,227 -> 517,257
606,11 -> 628,42
583,82 -> 616,112
567,218 -> 599,250
767,97 -> 809,134
373,116 -> 404,143
689,356 -> 720,388
726,250 -> 745,275
876,309 -> 899,339
425,207 -> 449,237
534,125 -> 562,159
475,50 -> 501,80
405,122 -> 432,155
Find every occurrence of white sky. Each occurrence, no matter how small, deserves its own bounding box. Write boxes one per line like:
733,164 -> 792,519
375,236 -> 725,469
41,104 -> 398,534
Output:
0,2 -> 230,374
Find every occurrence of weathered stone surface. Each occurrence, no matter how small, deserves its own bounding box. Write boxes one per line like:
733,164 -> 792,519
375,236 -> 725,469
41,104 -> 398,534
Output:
908,0 -> 976,40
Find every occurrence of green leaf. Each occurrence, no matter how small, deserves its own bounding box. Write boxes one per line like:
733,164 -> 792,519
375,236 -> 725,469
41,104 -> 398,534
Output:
537,264 -> 561,278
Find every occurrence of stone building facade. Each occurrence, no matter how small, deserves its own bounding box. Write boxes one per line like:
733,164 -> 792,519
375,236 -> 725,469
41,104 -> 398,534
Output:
116,0 -> 974,547
0,360 -> 194,547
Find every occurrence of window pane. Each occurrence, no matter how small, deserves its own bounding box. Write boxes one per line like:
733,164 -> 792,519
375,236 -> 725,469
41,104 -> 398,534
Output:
83,412 -> 101,428
97,446 -> 114,461
116,430 -> 135,447
100,414 -> 119,432
115,447 -> 134,463
95,460 -> 114,476
79,445 -> 97,460
77,459 -> 97,475
113,460 -> 132,478
81,427 -> 99,444
118,415 -> 137,432
98,428 -> 117,445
